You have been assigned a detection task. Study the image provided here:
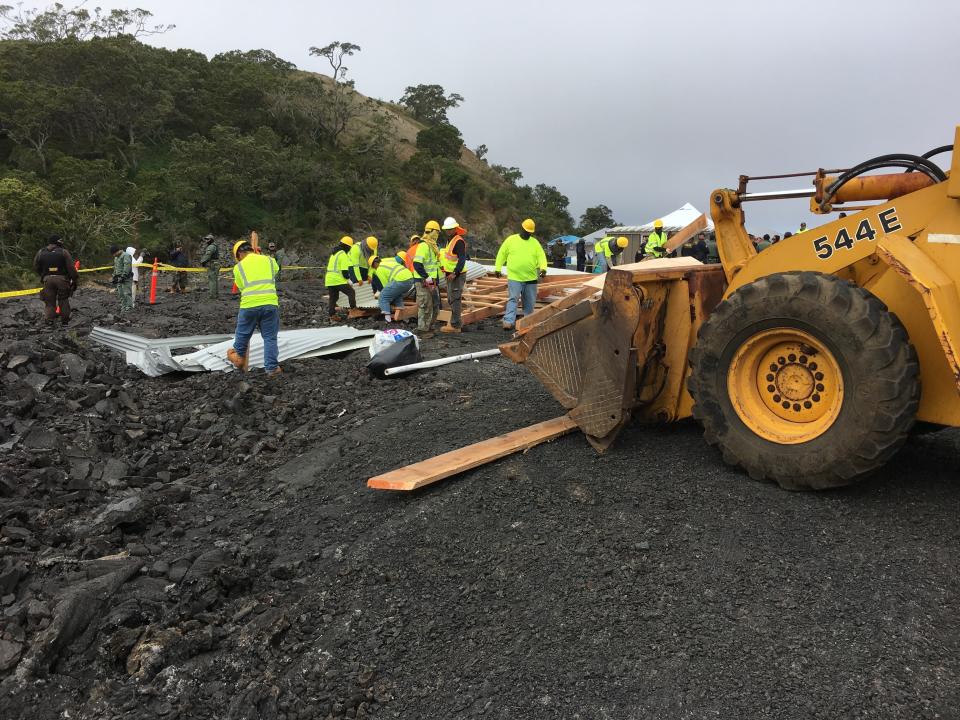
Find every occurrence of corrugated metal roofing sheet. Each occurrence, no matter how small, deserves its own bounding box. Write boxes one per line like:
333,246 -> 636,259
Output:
94,327 -> 377,376
90,327 -> 234,354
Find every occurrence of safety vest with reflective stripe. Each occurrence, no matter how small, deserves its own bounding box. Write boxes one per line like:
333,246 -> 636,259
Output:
233,253 -> 279,308
325,249 -> 350,287
348,243 -> 373,273
646,231 -> 668,257
439,235 -> 465,273
380,256 -> 414,284
594,237 -> 615,259
414,241 -> 440,280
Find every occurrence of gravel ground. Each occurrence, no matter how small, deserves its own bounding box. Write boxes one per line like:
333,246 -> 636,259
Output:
1,280 -> 959,719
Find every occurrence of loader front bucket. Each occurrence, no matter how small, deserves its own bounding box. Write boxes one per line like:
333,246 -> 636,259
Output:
500,262 -> 727,451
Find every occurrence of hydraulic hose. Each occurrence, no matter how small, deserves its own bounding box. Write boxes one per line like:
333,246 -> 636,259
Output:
904,144 -> 953,173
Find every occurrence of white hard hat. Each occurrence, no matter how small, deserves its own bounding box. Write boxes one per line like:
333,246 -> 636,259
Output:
441,216 -> 459,230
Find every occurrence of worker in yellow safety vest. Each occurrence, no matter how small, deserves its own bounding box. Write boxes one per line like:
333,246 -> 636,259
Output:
226,240 -> 282,375
495,218 -> 547,331
439,216 -> 469,333
594,235 -> 628,271
371,251 -> 415,322
414,222 -> 443,336
348,235 -> 379,280
643,220 -> 667,258
645,220 -> 668,259
325,235 -> 358,320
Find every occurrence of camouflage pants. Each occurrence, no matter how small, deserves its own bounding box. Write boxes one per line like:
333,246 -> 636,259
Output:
117,280 -> 133,312
416,282 -> 439,331
207,267 -> 219,298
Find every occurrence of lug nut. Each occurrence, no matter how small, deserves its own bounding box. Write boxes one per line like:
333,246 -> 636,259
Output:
788,353 -> 797,362
767,384 -> 776,393
799,355 -> 808,364
793,403 -> 801,411
781,401 -> 791,409
816,383 -> 825,392
773,394 -> 781,403
777,356 -> 786,365
809,362 -> 818,370
804,401 -> 812,409
814,372 -> 824,381
812,393 -> 821,402
766,373 -> 775,382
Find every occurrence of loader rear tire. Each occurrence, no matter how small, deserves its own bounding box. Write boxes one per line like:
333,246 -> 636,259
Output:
688,271 -> 919,490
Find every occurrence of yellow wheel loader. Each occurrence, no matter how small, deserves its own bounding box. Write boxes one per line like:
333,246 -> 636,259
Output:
501,127 -> 960,490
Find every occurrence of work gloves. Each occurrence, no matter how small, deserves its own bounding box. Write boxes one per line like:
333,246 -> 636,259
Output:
539,269 -> 547,279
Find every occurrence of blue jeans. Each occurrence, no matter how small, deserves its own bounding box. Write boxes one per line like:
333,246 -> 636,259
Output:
504,280 -> 538,325
379,279 -> 414,315
234,305 -> 280,371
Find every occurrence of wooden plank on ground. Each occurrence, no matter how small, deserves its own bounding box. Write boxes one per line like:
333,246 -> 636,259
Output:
393,304 -> 419,321
367,415 -> 578,491
347,308 -> 379,319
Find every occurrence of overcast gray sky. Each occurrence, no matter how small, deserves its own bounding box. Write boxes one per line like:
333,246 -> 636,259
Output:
129,0 -> 960,233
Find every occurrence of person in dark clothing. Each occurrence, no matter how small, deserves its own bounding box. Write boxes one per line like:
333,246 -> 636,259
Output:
680,232 -> 709,262
550,239 -> 567,269
168,243 -> 188,293
33,235 -> 79,325
575,238 -> 586,272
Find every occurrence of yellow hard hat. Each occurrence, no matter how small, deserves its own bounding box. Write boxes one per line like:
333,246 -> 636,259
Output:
365,236 -> 378,251
232,240 -> 249,260
397,250 -> 408,261
654,219 -> 664,229
369,255 -> 380,265
424,220 -> 441,232
521,218 -> 536,233
340,235 -> 354,246
409,234 -> 421,244
616,236 -> 629,249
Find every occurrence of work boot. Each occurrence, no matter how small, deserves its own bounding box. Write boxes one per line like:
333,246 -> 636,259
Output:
502,322 -> 515,331
440,324 -> 461,334
266,367 -> 283,377
419,330 -> 435,339
226,348 -> 245,369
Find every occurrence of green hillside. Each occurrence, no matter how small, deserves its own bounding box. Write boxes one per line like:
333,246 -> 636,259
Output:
0,27 -> 579,287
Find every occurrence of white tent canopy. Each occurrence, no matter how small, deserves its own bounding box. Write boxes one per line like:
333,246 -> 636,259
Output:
612,203 -> 714,234
579,227 -> 611,245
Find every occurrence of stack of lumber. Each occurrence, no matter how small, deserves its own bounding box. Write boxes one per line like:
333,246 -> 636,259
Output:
338,262 -> 595,327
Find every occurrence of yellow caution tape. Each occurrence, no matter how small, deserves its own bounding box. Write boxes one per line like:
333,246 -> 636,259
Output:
0,287 -> 43,299
1,263 -> 327,299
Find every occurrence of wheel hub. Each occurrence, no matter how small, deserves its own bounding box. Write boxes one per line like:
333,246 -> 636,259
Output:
727,329 -> 843,444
